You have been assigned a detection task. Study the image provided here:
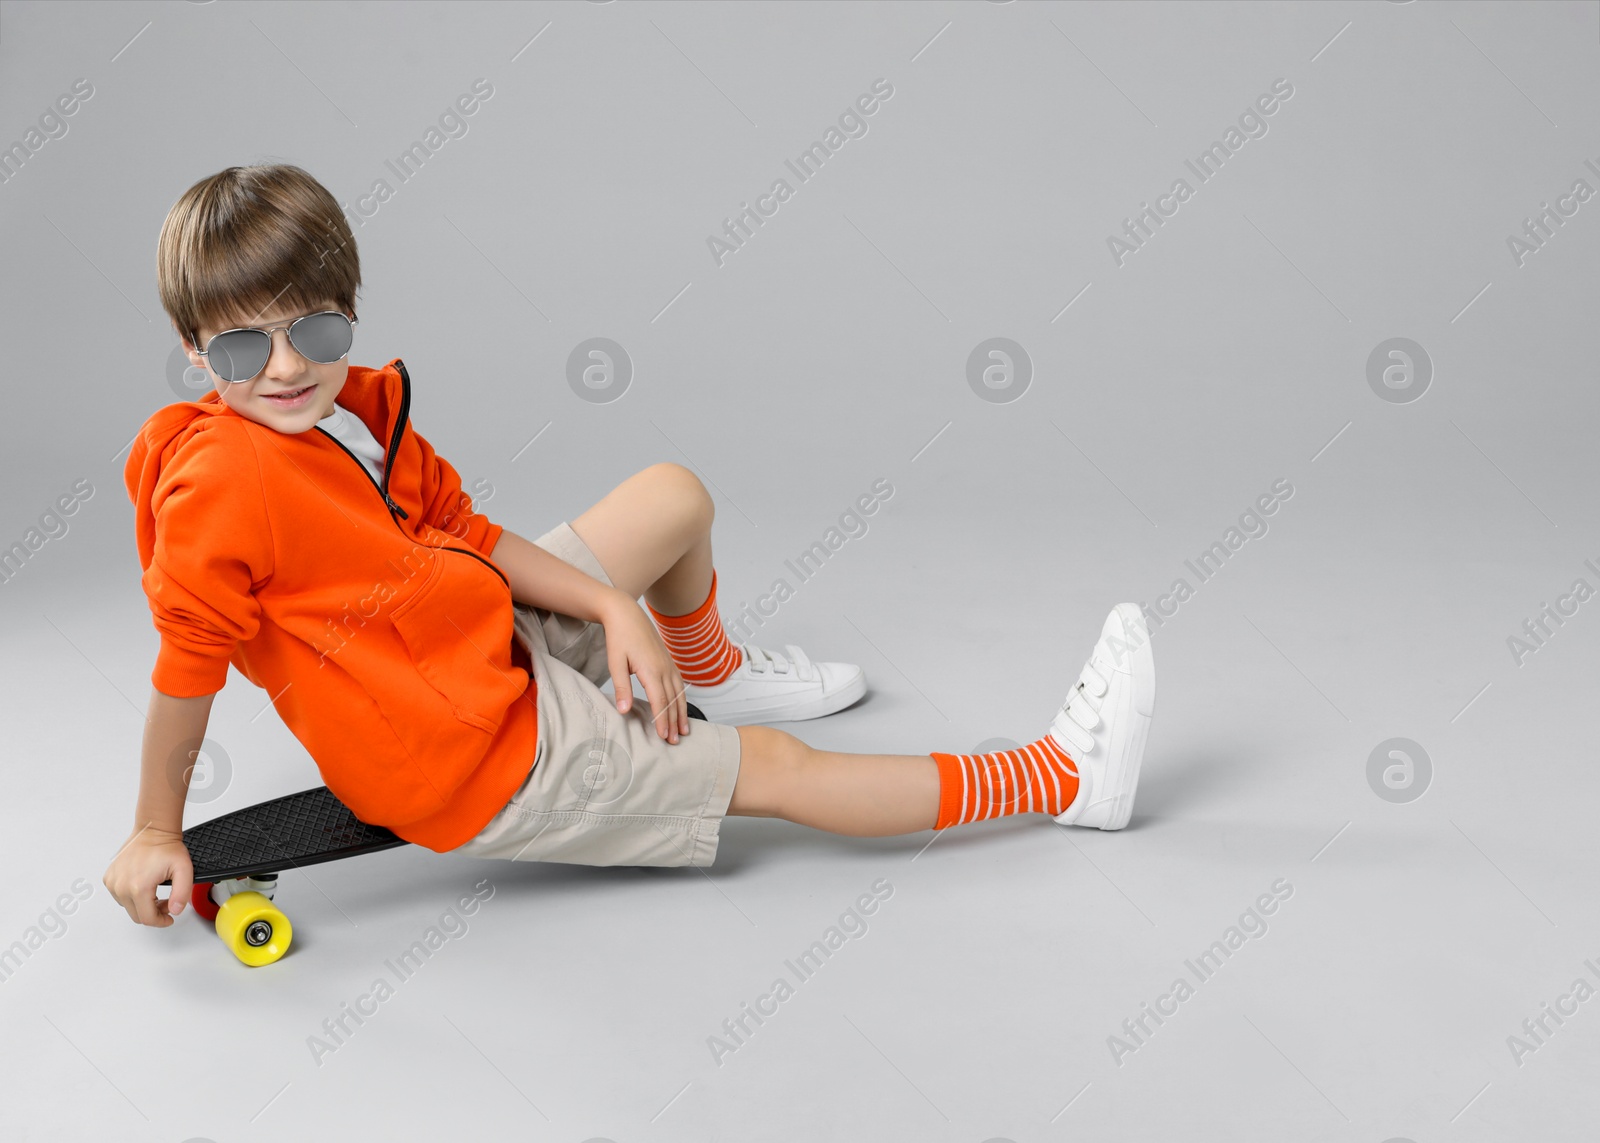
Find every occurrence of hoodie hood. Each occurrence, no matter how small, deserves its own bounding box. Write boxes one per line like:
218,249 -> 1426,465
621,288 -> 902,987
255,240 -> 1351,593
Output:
125,361 -> 404,571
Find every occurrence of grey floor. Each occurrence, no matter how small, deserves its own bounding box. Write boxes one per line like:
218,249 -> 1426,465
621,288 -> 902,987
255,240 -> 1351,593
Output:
3,0 -> 1598,1139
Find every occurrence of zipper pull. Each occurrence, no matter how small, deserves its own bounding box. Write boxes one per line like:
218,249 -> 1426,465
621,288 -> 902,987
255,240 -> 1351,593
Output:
385,493 -> 409,519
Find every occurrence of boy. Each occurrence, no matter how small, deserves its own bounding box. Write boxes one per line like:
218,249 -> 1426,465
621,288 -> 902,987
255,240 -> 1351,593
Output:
104,164 -> 1155,928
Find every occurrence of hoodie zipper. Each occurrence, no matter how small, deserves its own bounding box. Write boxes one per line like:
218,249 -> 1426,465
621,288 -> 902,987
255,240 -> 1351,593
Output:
313,359 -> 510,590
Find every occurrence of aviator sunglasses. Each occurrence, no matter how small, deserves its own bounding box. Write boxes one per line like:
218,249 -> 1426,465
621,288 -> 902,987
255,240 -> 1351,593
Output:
193,310 -> 358,384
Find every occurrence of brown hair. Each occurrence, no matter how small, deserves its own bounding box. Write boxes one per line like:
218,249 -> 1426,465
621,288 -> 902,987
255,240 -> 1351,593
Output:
157,163 -> 360,350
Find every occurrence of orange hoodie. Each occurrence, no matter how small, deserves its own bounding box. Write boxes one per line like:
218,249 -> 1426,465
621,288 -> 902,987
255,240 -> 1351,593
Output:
125,358 -> 536,852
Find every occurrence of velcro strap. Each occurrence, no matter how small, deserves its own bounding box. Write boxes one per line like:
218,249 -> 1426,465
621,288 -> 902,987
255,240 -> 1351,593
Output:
1066,695 -> 1100,732
1051,718 -> 1093,755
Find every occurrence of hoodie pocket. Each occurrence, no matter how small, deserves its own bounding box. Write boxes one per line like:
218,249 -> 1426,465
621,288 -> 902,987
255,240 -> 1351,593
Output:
388,549 -> 519,735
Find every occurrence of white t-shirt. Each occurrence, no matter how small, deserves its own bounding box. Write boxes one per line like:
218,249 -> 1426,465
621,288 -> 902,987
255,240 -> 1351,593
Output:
318,403 -> 386,486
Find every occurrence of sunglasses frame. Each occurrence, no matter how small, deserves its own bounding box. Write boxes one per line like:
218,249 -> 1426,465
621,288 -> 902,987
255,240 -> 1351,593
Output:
193,310 -> 359,383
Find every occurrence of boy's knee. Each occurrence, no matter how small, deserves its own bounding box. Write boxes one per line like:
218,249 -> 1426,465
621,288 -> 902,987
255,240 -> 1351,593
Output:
744,724 -> 807,769
643,462 -> 713,529
773,728 -> 811,778
732,726 -> 809,818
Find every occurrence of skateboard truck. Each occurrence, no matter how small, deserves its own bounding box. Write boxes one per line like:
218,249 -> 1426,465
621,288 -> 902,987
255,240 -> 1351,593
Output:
167,785 -> 407,966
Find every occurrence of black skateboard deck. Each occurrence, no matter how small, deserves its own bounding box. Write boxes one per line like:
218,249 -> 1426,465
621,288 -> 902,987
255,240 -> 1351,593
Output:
179,785 -> 407,884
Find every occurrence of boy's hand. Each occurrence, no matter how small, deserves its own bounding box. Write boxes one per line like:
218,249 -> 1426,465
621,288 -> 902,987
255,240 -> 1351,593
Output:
597,596 -> 690,744
103,826 -> 194,927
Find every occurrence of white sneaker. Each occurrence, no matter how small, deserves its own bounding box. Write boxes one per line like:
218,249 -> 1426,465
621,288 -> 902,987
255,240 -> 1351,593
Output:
684,643 -> 866,725
1051,604 -> 1155,830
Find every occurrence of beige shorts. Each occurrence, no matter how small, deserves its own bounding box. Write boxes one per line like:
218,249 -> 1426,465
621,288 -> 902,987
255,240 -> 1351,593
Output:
451,521 -> 743,868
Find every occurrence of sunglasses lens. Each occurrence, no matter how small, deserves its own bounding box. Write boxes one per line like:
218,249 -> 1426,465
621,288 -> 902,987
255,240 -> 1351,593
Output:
290,312 -> 354,364
208,330 -> 271,383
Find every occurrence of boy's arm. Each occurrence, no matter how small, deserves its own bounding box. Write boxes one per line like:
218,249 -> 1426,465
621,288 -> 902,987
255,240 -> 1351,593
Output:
488,529 -> 691,735
412,431 -> 630,621
414,432 -> 503,557
103,686 -> 216,927
488,528 -> 631,622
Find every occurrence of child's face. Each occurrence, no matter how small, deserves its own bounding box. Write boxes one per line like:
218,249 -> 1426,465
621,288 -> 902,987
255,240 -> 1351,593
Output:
181,298 -> 353,433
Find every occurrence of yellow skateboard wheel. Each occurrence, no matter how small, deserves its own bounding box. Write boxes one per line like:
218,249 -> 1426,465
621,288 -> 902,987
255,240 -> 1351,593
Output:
214,891 -> 292,967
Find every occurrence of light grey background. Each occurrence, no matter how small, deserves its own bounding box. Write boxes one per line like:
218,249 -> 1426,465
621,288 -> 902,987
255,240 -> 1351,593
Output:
1,0 -> 1597,1139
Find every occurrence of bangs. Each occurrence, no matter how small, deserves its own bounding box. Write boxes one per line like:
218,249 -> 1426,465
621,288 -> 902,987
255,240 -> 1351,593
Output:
158,164 -> 360,347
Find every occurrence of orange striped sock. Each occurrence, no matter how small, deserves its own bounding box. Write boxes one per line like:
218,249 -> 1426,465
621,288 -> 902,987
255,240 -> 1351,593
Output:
929,735 -> 1081,829
645,568 -> 744,686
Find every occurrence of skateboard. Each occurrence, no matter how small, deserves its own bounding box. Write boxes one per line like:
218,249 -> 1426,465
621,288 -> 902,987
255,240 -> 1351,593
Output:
169,701 -> 707,966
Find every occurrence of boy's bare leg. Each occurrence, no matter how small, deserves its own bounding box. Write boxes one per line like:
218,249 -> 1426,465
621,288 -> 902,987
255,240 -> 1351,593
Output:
728,725 -> 939,837
567,463 -> 934,834
568,462 -> 716,616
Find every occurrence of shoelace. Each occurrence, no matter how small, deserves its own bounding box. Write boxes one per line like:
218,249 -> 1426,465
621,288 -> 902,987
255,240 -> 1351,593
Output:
737,642 -> 817,681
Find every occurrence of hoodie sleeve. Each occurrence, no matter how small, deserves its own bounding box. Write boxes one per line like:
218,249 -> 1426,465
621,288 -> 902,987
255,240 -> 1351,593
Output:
138,424 -> 275,697
413,427 -> 503,557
